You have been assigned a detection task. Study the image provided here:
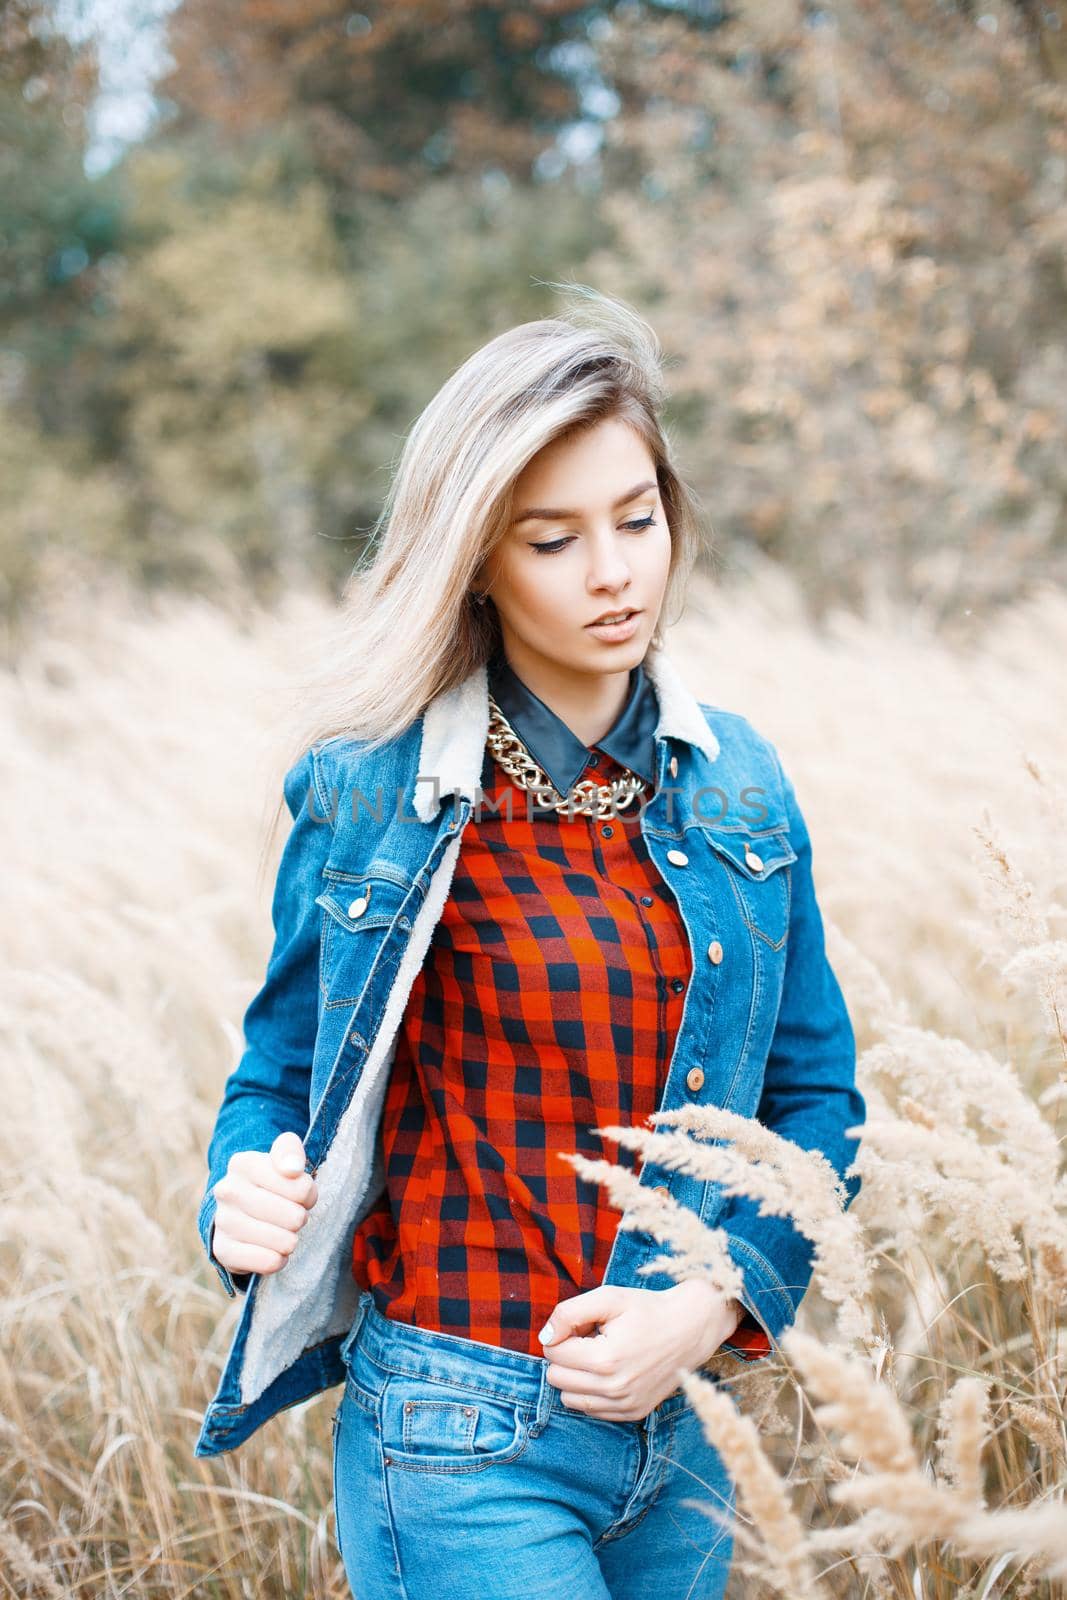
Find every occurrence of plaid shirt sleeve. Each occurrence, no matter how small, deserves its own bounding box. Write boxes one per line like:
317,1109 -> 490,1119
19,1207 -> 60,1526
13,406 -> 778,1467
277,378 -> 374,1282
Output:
720,1303 -> 773,1361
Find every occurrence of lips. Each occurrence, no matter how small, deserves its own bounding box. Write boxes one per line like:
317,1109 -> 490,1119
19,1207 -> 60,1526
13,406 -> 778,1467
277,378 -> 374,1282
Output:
587,608 -> 640,626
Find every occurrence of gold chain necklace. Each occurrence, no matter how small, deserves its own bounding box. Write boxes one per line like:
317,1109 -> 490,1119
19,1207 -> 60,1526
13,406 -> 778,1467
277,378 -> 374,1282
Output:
486,692 -> 649,820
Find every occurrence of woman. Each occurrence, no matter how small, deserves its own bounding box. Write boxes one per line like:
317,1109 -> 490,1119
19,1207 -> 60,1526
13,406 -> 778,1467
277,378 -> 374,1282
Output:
195,286 -> 865,1600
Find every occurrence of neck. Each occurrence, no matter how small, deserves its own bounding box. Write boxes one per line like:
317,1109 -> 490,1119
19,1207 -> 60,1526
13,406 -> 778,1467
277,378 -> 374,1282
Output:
497,642 -> 635,748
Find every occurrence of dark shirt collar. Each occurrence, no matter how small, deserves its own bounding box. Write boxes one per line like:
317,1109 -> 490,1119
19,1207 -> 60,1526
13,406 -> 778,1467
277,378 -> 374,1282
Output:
486,646 -> 659,794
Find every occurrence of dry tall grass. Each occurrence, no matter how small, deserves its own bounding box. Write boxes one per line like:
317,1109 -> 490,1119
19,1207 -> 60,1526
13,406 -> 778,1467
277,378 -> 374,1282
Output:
2,562 -> 1064,1596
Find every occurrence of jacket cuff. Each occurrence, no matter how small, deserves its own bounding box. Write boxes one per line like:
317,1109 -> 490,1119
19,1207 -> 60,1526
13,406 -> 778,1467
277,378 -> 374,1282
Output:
197,1188 -> 250,1299
717,1233 -> 794,1362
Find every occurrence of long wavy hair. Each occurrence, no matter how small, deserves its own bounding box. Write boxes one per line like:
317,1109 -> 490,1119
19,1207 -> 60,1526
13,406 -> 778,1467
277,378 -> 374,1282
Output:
257,282 -> 712,884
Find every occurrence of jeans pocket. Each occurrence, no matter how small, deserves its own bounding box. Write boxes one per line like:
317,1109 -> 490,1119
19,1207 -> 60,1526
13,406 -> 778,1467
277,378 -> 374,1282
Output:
378,1374 -> 530,1473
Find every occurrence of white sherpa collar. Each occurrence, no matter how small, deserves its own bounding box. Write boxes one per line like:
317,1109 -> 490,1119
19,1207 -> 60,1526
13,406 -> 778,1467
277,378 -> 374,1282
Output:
413,647 -> 720,823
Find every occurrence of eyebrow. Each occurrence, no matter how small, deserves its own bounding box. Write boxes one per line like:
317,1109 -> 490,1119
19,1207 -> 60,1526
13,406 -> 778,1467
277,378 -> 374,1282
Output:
510,478 -> 658,527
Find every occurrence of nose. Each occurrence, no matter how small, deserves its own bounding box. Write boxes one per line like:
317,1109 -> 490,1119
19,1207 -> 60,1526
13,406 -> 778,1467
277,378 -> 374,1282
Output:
586,530 -> 632,595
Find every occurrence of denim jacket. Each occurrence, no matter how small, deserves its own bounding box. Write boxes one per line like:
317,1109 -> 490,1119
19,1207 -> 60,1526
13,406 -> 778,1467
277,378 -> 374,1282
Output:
194,647 -> 865,1458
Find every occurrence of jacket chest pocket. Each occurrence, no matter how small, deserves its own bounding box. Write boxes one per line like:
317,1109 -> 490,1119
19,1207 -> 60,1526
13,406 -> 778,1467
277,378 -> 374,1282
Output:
700,828 -> 797,950
316,868 -> 417,1010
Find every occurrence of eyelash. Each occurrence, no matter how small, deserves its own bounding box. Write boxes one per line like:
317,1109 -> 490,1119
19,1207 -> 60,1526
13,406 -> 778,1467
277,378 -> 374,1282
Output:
530,514 -> 657,555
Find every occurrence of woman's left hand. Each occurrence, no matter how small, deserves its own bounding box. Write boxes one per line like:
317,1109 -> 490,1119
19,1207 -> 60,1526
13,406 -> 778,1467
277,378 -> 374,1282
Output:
538,1282 -> 743,1422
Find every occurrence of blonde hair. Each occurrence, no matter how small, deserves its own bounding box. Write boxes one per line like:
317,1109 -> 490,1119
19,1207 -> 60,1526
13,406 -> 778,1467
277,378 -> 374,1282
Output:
259,282 -> 711,879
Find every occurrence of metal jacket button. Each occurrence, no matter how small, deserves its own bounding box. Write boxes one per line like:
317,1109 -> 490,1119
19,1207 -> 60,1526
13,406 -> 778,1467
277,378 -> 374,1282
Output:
707,940 -> 723,964
666,848 -> 689,867
347,896 -> 369,918
668,755 -> 678,778
653,1184 -> 670,1198
686,1067 -> 704,1093
744,849 -> 763,871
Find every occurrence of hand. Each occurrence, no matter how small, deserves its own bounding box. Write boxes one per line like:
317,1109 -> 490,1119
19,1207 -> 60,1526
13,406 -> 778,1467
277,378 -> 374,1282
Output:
210,1131 -> 318,1280
537,1282 -> 744,1422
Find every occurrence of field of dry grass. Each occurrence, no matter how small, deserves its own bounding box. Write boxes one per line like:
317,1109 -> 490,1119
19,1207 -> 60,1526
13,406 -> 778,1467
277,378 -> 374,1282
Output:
2,563 -> 1065,1596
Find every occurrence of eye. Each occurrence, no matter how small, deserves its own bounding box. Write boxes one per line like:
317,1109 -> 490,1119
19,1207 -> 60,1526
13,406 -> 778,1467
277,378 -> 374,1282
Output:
530,514 -> 656,555
529,537 -> 574,555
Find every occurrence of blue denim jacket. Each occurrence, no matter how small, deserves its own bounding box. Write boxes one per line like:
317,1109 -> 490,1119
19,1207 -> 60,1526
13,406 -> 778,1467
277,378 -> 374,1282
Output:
194,648 -> 865,1458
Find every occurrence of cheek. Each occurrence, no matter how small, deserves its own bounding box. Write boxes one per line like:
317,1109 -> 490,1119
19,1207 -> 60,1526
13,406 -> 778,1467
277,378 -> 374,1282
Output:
644,523 -> 673,582
497,556 -> 575,625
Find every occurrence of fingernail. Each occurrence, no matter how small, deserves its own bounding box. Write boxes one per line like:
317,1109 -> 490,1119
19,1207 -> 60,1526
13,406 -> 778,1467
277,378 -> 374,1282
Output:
538,1321 -> 555,1343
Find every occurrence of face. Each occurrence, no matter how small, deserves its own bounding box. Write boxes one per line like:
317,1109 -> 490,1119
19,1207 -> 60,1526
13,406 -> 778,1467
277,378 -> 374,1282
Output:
475,415 -> 672,688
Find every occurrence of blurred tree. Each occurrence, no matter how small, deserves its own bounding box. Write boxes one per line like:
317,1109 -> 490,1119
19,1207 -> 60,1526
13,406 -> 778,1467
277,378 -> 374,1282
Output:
74,144 -> 609,605
0,0 -> 122,415
0,0 -> 93,101
109,160 -> 361,589
0,0 -> 134,645
586,0 -> 1067,623
156,0 -> 603,193
3,0 -> 1066,633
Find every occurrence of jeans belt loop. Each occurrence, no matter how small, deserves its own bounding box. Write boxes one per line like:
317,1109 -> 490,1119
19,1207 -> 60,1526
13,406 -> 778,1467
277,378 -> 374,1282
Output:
531,1352 -> 555,1436
340,1288 -> 372,1366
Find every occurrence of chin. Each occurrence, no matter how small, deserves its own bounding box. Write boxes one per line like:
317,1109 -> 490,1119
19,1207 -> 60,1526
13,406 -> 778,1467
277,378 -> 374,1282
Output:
578,641 -> 648,677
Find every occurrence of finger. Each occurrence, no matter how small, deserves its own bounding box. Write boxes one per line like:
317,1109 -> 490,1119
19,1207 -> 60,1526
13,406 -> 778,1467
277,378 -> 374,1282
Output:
540,1333 -> 617,1373
542,1289 -> 621,1346
271,1130 -> 307,1178
214,1197 -> 304,1260
557,1391 -> 635,1421
216,1172 -> 312,1236
226,1151 -> 317,1209
539,1309 -> 599,1347
213,1235 -> 289,1276
546,1362 -> 626,1400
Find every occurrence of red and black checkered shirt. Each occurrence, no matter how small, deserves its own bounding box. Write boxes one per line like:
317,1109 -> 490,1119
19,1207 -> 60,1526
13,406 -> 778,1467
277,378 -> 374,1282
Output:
350,659 -> 771,1363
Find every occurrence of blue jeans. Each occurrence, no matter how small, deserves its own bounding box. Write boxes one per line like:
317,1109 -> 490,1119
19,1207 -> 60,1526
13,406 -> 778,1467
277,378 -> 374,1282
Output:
332,1290 -> 736,1599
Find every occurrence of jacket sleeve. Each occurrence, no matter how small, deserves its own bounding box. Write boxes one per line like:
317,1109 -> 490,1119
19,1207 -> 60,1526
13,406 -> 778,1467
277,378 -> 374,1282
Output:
717,750 -> 866,1362
196,745 -> 335,1297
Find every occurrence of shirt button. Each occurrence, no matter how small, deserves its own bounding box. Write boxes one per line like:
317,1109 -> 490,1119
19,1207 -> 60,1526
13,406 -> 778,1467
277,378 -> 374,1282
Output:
601,824 -> 613,838
666,848 -> 689,867
671,978 -> 686,994
707,940 -> 723,964
686,1067 -> 704,1093
640,895 -> 654,907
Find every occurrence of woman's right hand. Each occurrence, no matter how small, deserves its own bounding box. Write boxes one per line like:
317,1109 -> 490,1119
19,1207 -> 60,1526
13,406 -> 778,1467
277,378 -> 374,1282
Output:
210,1130 -> 319,1279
